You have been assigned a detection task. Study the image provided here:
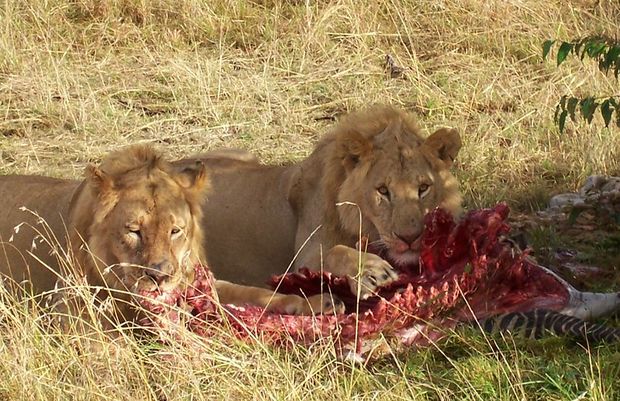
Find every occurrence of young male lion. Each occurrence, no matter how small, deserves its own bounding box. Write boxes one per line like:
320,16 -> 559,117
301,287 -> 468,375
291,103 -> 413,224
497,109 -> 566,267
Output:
0,145 -> 340,329
181,105 -> 463,299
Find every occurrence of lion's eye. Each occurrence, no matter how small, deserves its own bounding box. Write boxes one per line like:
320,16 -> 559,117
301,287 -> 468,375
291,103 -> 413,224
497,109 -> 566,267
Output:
171,227 -> 183,238
377,185 -> 390,200
127,227 -> 141,240
418,183 -> 430,197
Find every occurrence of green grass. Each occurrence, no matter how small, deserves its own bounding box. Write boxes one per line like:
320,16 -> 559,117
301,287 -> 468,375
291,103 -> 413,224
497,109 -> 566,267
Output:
1,0 -> 620,399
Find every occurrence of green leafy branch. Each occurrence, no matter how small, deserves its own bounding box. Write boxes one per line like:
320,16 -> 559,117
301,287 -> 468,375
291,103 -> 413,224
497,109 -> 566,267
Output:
553,95 -> 619,132
543,35 -> 620,76
543,35 -> 620,132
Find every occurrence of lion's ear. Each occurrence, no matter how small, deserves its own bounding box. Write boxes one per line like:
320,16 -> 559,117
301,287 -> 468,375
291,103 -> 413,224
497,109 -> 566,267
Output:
84,164 -> 119,223
422,128 -> 461,168
85,164 -> 114,194
337,130 -> 373,172
175,160 -> 209,192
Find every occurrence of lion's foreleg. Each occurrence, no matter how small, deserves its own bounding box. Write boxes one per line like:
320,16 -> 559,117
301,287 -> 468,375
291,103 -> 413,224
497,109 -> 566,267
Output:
214,280 -> 343,315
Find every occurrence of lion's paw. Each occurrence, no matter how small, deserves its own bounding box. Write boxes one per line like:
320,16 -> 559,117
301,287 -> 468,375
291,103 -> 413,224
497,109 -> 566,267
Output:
325,245 -> 399,299
347,253 -> 399,299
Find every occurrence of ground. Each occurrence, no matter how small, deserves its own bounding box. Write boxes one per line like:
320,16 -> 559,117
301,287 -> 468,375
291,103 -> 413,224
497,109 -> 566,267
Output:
0,1 -> 619,400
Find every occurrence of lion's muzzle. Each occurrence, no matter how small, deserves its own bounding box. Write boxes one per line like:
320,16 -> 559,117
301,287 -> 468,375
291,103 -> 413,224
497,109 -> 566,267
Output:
392,230 -> 422,254
145,260 -> 174,284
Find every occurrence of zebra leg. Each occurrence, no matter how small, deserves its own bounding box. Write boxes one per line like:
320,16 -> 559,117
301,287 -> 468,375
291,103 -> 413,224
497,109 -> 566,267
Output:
478,309 -> 620,343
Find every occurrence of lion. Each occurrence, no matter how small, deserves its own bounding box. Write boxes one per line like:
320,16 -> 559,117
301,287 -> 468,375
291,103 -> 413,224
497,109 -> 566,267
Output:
179,105 -> 463,298
0,145 -> 341,329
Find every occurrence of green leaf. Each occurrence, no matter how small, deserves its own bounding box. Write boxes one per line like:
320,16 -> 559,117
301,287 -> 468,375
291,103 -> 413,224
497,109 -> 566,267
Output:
585,41 -> 606,59
557,42 -> 573,66
604,45 -> 620,69
566,97 -> 579,122
580,97 -> 597,123
542,40 -> 555,60
600,99 -> 613,127
558,109 -> 568,133
559,94 -> 568,108
587,104 -> 599,124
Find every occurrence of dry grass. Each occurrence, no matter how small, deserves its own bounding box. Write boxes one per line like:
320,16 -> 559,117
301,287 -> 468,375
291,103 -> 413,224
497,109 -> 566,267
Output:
1,0 -> 620,399
2,280 -> 619,401
1,0 -> 619,209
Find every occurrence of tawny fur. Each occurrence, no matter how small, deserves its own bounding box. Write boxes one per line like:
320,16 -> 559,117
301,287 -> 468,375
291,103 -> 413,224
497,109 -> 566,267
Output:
0,145 -> 341,323
183,105 -> 463,297
0,145 -> 208,323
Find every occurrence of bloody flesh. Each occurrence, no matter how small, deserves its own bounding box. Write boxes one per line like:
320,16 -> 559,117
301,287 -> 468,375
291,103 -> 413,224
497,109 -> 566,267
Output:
140,204 -> 571,358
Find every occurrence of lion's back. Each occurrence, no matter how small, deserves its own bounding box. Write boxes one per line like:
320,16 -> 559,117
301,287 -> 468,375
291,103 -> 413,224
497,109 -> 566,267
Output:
0,175 -> 80,292
184,158 -> 299,286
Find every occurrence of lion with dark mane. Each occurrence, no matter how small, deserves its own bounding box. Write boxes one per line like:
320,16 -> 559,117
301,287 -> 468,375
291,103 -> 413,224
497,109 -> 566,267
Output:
0,145 -> 338,329
184,105 -> 463,297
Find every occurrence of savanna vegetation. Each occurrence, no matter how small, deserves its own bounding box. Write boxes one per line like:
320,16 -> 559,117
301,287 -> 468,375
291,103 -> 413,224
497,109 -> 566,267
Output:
0,1 -> 619,400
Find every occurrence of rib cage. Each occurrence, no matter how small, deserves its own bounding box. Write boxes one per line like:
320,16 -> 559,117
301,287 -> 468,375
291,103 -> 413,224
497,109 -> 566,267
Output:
478,309 -> 620,343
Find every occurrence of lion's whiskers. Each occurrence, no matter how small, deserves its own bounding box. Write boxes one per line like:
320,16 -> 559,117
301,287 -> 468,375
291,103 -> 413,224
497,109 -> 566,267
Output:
369,239 -> 389,251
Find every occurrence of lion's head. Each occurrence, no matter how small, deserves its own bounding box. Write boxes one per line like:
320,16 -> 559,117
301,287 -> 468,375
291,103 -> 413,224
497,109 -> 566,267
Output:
68,145 -> 208,300
322,105 -> 462,267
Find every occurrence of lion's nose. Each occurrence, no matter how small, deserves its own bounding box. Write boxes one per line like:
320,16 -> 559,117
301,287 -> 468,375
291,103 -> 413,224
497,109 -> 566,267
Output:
395,232 -> 419,246
145,261 -> 172,283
